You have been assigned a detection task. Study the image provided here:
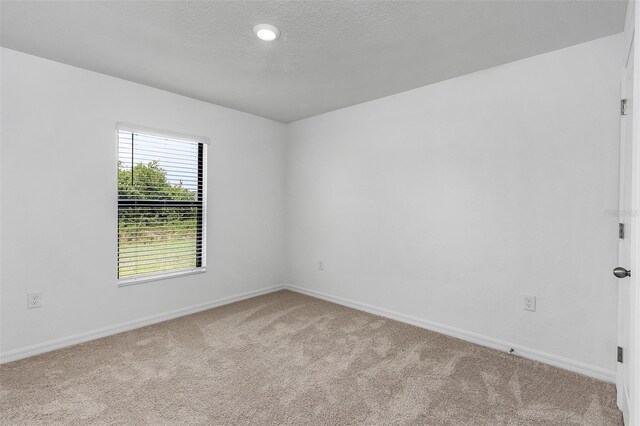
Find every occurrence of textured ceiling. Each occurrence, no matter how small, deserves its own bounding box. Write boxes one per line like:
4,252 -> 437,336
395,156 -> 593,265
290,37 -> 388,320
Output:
0,0 -> 627,123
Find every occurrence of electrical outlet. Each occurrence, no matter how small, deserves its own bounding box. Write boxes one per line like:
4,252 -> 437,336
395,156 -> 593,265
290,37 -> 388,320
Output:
318,261 -> 324,270
28,292 -> 42,309
523,295 -> 536,312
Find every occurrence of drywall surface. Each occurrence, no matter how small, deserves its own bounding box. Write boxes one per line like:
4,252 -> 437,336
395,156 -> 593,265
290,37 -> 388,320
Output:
0,48 -> 286,357
286,34 -> 623,376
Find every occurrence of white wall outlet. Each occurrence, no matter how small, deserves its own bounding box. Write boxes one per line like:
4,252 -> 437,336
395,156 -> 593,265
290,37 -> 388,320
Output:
523,295 -> 536,312
318,261 -> 324,270
28,292 -> 42,309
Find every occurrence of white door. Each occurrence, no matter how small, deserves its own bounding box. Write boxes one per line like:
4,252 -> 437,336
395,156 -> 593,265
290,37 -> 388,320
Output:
618,5 -> 640,424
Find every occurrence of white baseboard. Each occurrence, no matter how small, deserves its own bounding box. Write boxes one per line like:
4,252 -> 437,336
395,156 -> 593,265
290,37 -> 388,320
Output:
284,284 -> 616,384
0,284 -> 285,364
3,283 -> 616,384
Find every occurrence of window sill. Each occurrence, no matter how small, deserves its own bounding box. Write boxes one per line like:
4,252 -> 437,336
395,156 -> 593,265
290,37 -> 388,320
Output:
118,268 -> 206,287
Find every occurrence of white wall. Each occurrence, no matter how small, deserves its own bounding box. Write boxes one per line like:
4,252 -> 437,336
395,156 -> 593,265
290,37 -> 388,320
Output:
1,34 -> 625,381
286,34 -> 623,379
0,49 -> 287,358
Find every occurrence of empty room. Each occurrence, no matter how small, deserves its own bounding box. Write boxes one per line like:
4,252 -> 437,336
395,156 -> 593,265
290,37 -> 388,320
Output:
1,0 -> 639,424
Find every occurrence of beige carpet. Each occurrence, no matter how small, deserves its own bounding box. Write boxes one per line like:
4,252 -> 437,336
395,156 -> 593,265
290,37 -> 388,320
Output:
0,290 -> 622,425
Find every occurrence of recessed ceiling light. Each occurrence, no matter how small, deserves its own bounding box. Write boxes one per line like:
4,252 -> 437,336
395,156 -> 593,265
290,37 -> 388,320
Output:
253,24 -> 280,41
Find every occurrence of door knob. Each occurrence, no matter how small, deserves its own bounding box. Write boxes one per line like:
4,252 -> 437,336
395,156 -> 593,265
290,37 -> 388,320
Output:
613,267 -> 631,278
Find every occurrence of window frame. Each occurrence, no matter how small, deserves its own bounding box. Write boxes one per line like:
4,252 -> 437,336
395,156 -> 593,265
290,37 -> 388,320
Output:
116,123 -> 208,286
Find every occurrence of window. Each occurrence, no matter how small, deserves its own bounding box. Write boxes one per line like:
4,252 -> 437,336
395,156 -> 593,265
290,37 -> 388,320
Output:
117,125 -> 207,284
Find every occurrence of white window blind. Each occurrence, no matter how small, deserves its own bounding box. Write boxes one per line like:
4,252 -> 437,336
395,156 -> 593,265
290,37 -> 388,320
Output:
117,127 -> 206,282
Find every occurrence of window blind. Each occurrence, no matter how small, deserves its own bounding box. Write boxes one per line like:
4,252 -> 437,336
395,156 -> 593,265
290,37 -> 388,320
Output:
117,128 -> 206,281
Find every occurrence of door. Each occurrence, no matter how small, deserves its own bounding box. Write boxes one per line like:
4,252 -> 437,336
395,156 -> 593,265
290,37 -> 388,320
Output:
617,7 -> 640,424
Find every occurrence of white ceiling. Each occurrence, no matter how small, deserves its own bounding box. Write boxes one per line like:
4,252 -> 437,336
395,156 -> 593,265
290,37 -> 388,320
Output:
1,0 -> 627,123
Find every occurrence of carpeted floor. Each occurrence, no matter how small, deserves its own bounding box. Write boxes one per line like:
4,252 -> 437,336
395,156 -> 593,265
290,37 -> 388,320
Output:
0,290 -> 622,425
